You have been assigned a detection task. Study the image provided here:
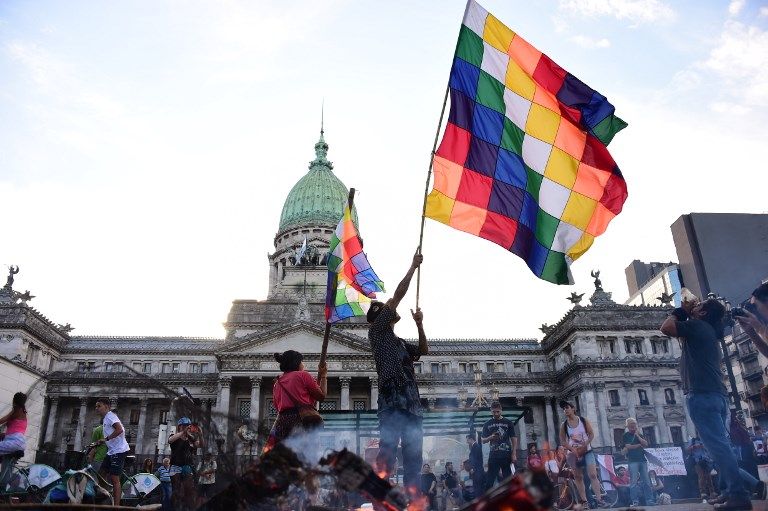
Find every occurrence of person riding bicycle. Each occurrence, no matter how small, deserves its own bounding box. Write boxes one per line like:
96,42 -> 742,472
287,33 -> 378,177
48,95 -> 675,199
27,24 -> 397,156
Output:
0,393 -> 27,486
169,416 -> 201,510
93,397 -> 130,507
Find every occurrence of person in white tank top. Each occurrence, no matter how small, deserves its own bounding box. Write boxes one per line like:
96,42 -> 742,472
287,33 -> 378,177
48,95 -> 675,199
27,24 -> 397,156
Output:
559,400 -> 604,507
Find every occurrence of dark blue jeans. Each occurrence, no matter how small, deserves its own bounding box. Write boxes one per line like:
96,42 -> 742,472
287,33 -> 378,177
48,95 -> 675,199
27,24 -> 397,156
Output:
687,392 -> 750,501
377,408 -> 423,494
160,481 -> 172,511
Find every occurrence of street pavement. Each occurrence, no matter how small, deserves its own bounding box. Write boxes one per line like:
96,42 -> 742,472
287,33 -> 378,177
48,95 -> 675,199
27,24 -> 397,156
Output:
612,502 -> 768,511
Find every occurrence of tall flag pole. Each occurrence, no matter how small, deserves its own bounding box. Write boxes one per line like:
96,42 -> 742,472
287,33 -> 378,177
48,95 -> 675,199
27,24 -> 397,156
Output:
422,0 -> 628,285
320,189 -> 386,368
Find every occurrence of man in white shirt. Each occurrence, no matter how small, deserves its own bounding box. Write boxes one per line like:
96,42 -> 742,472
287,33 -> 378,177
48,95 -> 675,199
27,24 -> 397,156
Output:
94,397 -> 130,506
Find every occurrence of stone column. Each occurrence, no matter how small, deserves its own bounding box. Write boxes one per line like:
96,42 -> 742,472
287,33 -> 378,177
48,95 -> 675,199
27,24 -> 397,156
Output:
217,377 -> 232,440
544,396 -> 556,444
249,376 -> 262,423
369,377 -> 378,410
74,397 -> 88,451
340,377 -> 351,410
623,382 -> 636,419
164,401 -> 177,455
579,384 -> 600,446
135,398 -> 149,454
518,415 -> 528,447
651,383 -> 670,444
44,396 -> 59,444
595,384 -> 612,448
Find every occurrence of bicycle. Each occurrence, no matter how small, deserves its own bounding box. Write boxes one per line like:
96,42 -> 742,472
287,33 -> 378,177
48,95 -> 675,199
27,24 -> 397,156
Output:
0,450 -> 62,503
552,462 -> 619,509
75,444 -> 161,506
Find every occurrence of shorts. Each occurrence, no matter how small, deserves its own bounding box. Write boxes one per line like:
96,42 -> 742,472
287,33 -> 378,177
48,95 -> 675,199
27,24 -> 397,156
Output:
106,452 -> 127,476
170,464 -> 193,477
567,450 -> 596,468
0,433 -> 25,455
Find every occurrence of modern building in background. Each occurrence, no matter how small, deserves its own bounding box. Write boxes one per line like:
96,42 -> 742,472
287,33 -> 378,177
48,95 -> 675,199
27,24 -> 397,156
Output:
671,213 -> 768,304
1,131 -> 689,465
625,261 -> 682,307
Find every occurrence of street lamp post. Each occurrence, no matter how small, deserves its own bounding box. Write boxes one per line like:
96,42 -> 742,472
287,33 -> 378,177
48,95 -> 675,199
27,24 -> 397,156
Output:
708,293 -> 742,412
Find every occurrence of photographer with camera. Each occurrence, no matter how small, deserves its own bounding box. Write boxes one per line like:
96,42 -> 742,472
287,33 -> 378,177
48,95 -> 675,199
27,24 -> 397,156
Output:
661,296 -> 751,510
734,283 -> 768,357
169,416 -> 202,511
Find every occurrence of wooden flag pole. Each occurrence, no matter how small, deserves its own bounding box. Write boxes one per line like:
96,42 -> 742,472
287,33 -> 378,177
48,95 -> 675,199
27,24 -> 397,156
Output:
319,188 -> 356,370
415,84 -> 451,308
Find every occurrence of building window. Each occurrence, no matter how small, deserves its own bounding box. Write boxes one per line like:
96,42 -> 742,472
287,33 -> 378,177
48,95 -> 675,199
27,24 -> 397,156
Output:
430,363 -> 440,374
638,389 -> 649,406
353,400 -> 367,411
105,362 -> 114,372
642,426 -> 657,446
172,363 -> 180,374
237,400 -> 250,419
661,339 -> 669,353
613,428 -> 625,449
267,399 -> 278,418
441,363 -> 450,373
664,388 -> 676,404
161,363 -> 170,373
319,401 -> 338,411
159,410 -> 168,425
609,390 -> 621,406
526,362 -> 532,373
624,339 -> 642,354
129,409 -> 140,425
200,363 -> 208,373
189,363 -> 199,373
608,340 -> 616,354
670,426 -> 683,445
143,362 -> 152,373
459,362 -> 467,373
78,362 -> 86,373
87,362 -> 94,372
414,363 -> 422,374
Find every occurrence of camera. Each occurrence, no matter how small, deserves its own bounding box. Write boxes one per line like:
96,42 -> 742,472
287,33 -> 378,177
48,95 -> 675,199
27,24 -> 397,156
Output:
732,303 -> 758,318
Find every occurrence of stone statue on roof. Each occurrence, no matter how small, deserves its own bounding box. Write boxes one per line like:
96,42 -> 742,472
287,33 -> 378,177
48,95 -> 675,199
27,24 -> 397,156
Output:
590,270 -> 602,292
567,292 -> 584,305
5,265 -> 19,289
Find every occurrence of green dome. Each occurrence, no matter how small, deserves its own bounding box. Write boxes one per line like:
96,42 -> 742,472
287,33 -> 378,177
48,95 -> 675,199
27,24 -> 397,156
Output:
278,132 -> 357,233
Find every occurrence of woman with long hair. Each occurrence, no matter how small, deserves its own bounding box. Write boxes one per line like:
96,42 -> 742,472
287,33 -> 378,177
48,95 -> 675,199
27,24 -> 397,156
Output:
264,350 -> 327,452
0,393 -> 27,455
142,458 -> 154,474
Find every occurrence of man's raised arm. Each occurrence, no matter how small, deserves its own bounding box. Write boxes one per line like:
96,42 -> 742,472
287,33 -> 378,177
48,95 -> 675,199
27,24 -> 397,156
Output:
385,251 -> 423,311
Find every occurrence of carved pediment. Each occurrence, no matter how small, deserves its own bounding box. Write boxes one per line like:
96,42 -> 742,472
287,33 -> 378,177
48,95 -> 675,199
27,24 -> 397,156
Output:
217,321 -> 370,355
664,405 -> 686,422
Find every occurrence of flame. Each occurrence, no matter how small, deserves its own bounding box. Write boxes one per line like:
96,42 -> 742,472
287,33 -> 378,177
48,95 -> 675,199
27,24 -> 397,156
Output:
376,469 -> 389,479
406,495 -> 428,511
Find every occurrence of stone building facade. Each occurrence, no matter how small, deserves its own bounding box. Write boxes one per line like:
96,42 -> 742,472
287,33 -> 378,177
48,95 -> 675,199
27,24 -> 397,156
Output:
0,132 -> 689,460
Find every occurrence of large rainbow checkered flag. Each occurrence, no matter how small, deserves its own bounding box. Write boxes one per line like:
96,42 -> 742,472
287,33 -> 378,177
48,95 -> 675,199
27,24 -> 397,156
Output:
425,0 -> 628,284
325,201 -> 386,323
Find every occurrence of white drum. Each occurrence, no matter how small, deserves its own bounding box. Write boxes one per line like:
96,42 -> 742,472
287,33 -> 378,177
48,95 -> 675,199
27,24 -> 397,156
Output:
26,464 -> 61,489
122,473 -> 161,497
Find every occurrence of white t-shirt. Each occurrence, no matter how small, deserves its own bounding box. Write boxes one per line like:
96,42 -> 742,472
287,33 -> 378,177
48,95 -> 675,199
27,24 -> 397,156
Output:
103,411 -> 130,456
546,459 -> 560,475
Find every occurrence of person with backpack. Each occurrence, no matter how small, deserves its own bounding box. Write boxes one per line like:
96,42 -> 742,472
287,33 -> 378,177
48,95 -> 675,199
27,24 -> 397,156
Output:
559,400 -> 604,508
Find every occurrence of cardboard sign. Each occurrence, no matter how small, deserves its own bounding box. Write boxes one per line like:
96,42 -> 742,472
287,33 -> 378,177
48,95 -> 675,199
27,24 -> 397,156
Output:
644,447 -> 687,476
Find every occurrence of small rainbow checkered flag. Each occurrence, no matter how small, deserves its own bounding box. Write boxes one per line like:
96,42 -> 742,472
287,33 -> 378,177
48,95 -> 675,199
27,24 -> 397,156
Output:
325,191 -> 385,323
424,0 -> 628,284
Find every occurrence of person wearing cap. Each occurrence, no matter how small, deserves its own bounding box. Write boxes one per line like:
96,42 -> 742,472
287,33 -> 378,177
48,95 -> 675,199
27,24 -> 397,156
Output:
169,416 -> 201,510
367,251 -> 428,497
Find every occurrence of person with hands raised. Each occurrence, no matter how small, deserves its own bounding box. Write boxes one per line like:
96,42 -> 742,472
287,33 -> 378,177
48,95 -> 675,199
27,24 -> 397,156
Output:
368,250 -> 428,498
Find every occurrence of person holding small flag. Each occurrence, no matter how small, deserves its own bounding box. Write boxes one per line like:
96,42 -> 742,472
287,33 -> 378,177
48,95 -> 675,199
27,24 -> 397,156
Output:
368,251 -> 428,498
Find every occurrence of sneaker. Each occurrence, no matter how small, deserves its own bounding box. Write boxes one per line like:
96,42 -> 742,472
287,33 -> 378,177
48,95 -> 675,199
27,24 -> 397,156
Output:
756,480 -> 768,500
714,499 -> 753,511
630,502 -> 639,507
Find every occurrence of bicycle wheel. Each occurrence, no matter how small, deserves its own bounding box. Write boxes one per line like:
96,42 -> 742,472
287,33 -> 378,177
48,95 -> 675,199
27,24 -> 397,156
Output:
554,482 -> 575,510
599,480 -> 619,508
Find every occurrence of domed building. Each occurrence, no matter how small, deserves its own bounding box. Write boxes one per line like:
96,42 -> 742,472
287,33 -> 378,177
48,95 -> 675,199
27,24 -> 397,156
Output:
1,130 -> 691,466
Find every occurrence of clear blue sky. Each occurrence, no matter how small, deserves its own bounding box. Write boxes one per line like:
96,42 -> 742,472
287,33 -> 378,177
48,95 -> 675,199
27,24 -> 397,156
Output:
1,0 -> 767,339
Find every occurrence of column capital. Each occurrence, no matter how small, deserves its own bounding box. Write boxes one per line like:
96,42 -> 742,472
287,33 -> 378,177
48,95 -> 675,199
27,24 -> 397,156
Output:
369,376 -> 378,386
594,382 -> 606,391
249,376 -> 262,387
48,396 -> 60,405
79,396 -> 89,405
220,377 -> 232,388
622,381 -> 635,389
650,381 -> 661,390
139,397 -> 149,405
340,377 -> 351,388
